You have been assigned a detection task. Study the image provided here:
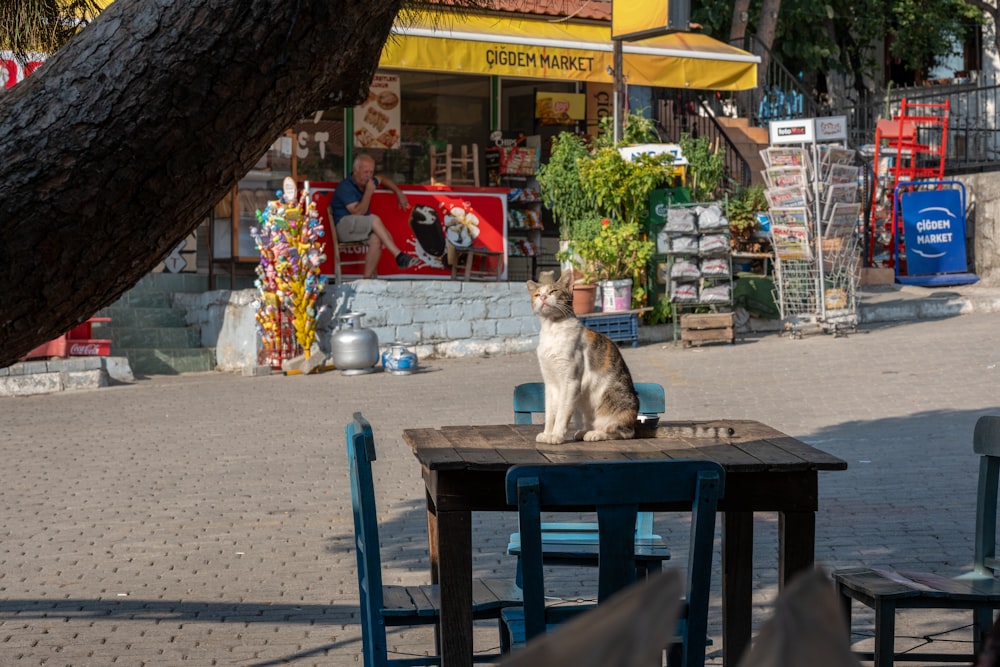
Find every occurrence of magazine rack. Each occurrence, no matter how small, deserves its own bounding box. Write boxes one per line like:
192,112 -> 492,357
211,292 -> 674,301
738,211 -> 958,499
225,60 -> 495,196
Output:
761,118 -> 861,338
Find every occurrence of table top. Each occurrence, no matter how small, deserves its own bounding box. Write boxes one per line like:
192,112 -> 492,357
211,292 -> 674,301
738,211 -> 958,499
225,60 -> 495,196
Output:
403,421 -> 848,474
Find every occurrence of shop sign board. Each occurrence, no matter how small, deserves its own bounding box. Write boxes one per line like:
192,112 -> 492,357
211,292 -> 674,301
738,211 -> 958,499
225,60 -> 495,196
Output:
310,184 -> 508,280
899,187 -> 968,276
352,73 -> 402,150
768,118 -> 816,145
768,116 -> 849,145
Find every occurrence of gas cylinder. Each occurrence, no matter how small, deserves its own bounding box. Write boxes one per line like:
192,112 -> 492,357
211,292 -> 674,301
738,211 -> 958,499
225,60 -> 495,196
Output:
330,312 -> 379,375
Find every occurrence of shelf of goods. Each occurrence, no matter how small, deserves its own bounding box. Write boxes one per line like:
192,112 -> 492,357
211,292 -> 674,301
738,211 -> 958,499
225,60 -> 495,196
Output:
655,202 -> 734,346
760,143 -> 862,337
504,175 -> 542,281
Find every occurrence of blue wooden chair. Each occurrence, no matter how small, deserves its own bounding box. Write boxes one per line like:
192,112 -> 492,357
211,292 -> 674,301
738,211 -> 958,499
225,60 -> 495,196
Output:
834,415 -> 1000,666
500,459 -> 725,667
508,382 -> 670,580
346,412 -> 521,667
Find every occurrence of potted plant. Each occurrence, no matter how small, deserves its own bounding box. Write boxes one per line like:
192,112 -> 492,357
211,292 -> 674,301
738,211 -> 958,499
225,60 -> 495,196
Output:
728,184 -> 769,256
577,128 -> 669,310
572,219 -> 655,311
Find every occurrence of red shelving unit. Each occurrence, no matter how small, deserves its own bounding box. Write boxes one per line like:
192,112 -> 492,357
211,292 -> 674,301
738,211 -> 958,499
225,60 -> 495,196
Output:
867,99 -> 950,271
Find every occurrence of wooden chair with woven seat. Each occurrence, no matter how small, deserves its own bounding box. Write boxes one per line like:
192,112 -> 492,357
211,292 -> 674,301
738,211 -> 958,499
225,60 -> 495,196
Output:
833,415 -> 1000,666
507,382 -> 671,584
327,205 -> 368,283
346,412 -> 521,667
429,144 -> 452,185
450,144 -> 480,187
500,459 -> 724,667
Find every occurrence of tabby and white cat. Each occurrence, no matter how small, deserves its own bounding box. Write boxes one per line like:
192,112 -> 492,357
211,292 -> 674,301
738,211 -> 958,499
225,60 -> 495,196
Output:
527,271 -> 639,444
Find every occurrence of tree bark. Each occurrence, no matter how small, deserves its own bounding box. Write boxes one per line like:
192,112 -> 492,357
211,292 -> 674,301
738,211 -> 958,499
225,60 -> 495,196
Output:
728,0 -> 752,45
754,0 -> 782,89
0,0 -> 404,367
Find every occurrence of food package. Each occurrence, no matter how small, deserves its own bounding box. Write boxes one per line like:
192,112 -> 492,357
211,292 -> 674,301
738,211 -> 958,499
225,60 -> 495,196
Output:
700,257 -> 730,276
671,235 -> 699,254
699,284 -> 731,303
664,208 -> 698,233
670,282 -> 698,302
699,234 -> 729,255
697,203 -> 729,230
670,259 -> 700,279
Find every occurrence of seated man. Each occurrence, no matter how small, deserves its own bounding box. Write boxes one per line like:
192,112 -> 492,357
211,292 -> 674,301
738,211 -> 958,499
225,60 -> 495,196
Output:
329,153 -> 418,279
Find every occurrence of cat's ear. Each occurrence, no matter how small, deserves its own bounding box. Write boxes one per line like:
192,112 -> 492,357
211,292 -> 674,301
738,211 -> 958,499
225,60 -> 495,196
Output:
555,270 -> 574,289
526,280 -> 540,292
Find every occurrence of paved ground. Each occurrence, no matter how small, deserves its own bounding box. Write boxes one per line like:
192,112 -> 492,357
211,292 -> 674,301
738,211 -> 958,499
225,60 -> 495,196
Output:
3,309 -> 1000,665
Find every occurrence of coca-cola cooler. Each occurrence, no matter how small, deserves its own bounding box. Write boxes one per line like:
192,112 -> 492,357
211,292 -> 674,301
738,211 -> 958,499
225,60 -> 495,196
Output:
21,317 -> 112,360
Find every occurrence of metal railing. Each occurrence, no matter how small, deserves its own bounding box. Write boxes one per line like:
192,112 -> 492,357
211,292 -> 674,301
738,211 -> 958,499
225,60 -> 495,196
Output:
654,94 -> 754,189
835,83 -> 1000,172
731,34 -> 820,127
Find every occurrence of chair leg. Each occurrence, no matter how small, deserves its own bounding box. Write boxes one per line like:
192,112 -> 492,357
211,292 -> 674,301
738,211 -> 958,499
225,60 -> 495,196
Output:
873,598 -> 896,667
835,580 -> 857,651
974,607 -> 994,656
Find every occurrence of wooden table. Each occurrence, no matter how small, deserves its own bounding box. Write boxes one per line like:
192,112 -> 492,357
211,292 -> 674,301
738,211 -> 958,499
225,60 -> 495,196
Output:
402,421 -> 848,667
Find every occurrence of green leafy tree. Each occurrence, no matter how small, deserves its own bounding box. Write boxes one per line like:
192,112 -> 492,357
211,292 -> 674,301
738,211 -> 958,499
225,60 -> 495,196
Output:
0,0 -> 104,61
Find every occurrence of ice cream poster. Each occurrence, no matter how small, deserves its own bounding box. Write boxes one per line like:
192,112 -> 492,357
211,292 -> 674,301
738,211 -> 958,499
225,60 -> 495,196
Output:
353,72 -> 402,150
308,184 -> 507,279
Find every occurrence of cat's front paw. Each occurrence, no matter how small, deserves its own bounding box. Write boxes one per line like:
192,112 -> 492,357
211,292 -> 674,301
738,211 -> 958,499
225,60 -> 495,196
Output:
536,431 -> 567,445
582,430 -> 612,442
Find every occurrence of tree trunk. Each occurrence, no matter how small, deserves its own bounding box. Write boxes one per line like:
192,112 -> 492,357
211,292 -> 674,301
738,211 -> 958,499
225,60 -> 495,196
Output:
754,0 -> 782,89
728,0 -> 752,45
0,0 -> 404,368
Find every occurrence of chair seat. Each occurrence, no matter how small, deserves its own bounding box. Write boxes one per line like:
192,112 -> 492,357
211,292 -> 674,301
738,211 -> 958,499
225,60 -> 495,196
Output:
834,566 -> 1000,603
382,578 -> 523,621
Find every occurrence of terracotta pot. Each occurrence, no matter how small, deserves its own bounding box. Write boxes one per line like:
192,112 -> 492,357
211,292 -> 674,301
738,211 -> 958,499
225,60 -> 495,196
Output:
572,283 -> 597,315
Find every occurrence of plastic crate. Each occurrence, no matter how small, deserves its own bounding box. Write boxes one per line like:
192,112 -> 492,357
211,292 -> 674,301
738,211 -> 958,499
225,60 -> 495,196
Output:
579,312 -> 639,347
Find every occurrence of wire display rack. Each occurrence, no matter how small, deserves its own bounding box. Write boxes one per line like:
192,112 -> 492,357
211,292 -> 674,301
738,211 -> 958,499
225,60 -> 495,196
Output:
763,117 -> 861,338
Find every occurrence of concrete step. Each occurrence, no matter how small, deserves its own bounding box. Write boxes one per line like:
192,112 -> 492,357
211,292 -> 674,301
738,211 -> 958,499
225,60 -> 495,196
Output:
99,325 -> 201,349
99,305 -> 188,328
119,348 -> 217,375
98,282 -> 215,375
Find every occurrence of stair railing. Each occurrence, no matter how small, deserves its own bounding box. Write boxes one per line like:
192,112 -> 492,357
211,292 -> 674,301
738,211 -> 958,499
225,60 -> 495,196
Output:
729,34 -> 819,126
655,94 -> 754,189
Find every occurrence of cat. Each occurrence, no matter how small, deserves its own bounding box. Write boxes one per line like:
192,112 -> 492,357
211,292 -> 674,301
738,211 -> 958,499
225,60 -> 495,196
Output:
526,270 -> 639,444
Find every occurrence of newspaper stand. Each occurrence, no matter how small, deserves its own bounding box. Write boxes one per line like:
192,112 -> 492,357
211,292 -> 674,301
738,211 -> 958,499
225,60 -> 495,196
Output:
763,117 -> 861,338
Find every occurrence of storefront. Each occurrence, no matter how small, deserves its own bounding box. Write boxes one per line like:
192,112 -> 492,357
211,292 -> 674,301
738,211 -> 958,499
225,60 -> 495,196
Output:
206,10 -> 759,286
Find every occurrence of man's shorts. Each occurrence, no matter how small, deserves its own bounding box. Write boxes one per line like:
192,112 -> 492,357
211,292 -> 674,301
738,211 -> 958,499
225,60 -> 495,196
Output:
336,215 -> 375,242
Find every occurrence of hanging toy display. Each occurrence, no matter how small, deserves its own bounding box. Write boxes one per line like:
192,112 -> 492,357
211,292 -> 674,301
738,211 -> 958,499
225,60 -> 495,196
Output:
251,177 -> 327,368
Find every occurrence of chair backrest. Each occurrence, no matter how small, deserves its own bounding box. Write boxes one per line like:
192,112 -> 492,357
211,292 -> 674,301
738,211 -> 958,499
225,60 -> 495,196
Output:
513,382 -> 666,424
505,459 -> 724,665
974,415 -> 1000,576
345,412 -> 389,667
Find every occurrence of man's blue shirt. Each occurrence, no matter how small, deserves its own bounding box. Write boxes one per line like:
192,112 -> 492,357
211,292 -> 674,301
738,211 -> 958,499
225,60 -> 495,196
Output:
330,175 -> 379,222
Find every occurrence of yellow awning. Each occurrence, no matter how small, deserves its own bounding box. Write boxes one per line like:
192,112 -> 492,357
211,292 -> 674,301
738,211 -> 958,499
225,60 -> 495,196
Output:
382,12 -> 759,90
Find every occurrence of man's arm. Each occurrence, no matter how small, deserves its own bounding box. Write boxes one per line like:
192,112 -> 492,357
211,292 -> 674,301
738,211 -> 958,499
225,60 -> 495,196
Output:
345,178 -> 375,216
375,173 -> 409,210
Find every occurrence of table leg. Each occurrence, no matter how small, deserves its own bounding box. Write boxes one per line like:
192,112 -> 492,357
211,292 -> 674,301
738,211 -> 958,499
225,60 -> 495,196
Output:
722,510 -> 753,667
436,509 -> 473,667
426,490 -> 439,584
778,510 -> 815,588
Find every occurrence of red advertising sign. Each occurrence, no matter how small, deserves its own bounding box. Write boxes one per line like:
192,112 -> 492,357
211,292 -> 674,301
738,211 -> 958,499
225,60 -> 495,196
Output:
1,52 -> 44,88
308,183 -> 508,279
